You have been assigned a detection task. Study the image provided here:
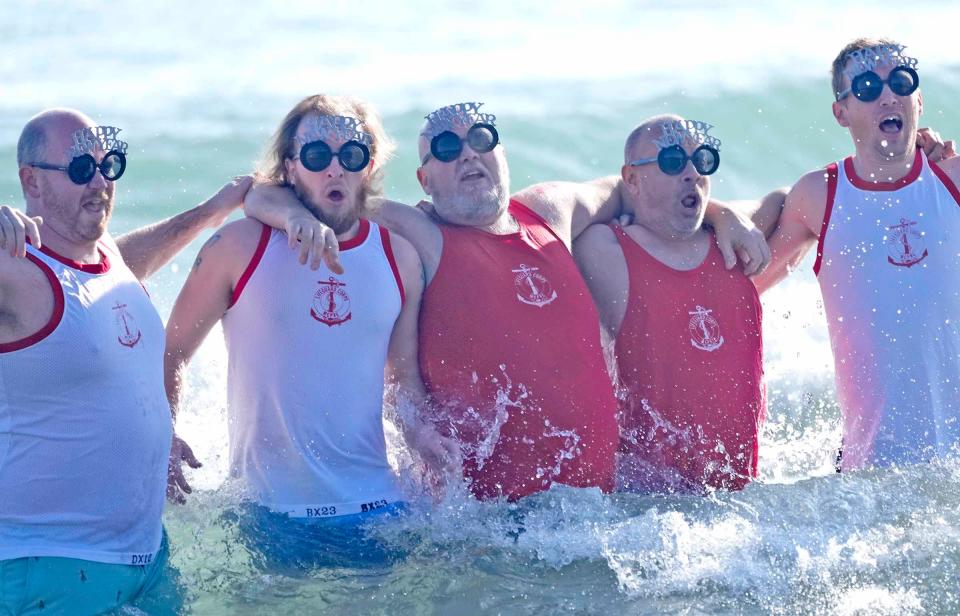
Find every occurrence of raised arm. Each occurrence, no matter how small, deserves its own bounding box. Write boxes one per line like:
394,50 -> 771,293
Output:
116,176 -> 252,281
0,205 -> 43,257
752,171 -> 825,294
512,176 -> 624,248
164,218 -> 259,503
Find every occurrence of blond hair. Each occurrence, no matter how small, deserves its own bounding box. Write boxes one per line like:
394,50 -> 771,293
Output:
256,94 -> 395,196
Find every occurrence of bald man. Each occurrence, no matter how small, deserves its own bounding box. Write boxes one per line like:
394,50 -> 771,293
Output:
0,108 -> 248,614
575,116 -> 774,494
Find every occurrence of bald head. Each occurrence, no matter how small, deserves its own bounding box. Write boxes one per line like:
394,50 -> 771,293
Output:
624,114 -> 685,163
417,118 -> 433,164
17,108 -> 95,167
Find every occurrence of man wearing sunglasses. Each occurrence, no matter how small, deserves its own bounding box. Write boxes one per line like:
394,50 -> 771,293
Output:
575,116 -> 766,493
754,38 -> 960,470
245,102 -> 772,501
164,95 -> 449,568
0,108 -> 249,613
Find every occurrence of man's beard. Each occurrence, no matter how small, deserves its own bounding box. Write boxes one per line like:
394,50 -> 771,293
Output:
294,183 -> 366,236
40,178 -> 111,242
434,172 -> 510,227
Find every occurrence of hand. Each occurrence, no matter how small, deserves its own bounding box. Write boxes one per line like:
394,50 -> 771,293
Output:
407,422 -> 462,479
167,434 -> 202,504
917,127 -> 957,163
415,200 -> 443,224
200,175 -> 254,229
282,213 -> 344,274
711,203 -> 771,276
0,205 -> 43,258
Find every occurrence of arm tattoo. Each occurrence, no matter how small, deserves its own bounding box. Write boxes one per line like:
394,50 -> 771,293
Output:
191,233 -> 222,272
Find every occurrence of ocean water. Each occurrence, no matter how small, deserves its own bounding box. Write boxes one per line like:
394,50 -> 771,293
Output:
3,2 -> 960,614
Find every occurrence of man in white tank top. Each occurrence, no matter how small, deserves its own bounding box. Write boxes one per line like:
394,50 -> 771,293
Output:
755,38 -> 960,470
164,95 -> 451,569
0,109 -> 251,614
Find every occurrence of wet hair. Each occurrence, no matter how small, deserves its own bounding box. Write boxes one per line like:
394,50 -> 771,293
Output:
831,37 -> 902,100
256,94 -> 395,195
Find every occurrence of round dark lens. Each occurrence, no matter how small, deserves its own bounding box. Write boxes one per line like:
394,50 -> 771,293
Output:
889,66 -> 918,96
432,131 -> 463,162
102,151 -> 126,181
467,124 -> 498,153
657,146 -> 688,175
339,141 -> 370,172
853,71 -> 883,102
301,141 -> 333,172
67,155 -> 97,185
692,146 -> 720,175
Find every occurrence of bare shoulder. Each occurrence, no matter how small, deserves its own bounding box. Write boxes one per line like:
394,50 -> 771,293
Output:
573,223 -> 619,258
190,217 -> 266,278
387,231 -> 422,270
512,182 -> 569,230
785,167 -> 833,234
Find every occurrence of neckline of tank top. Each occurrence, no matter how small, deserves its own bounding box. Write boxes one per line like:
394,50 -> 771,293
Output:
843,146 -> 923,192
615,225 -> 716,277
335,218 -> 372,251
441,214 -> 522,238
25,236 -> 111,274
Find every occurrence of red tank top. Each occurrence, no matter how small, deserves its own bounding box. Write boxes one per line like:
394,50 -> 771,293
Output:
419,200 -> 619,500
612,226 -> 765,492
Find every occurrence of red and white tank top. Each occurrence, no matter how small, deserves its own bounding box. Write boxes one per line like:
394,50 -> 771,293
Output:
815,148 -> 960,469
0,241 -> 171,565
612,227 -> 765,492
222,220 -> 406,517
418,200 -> 620,501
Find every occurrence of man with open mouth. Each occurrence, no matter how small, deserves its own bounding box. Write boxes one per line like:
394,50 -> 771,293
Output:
0,108 -> 249,615
754,38 -> 960,470
574,116 -> 768,494
245,102 -> 773,502
163,94 -> 450,569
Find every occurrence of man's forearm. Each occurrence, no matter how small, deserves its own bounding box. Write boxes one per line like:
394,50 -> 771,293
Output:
244,183 -> 307,230
116,206 -> 219,280
705,188 -> 788,238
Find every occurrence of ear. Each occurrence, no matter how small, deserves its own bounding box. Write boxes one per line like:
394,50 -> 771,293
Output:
283,158 -> 297,187
19,167 -> 42,199
832,100 -> 849,128
416,166 -> 430,195
621,164 -> 640,195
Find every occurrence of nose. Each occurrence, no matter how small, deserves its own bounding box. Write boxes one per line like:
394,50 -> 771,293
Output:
878,83 -> 898,107
88,166 -> 109,190
326,156 -> 345,178
680,159 -> 701,183
460,142 -> 480,161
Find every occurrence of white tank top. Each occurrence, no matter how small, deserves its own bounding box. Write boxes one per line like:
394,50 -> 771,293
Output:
0,241 -> 171,565
222,220 -> 406,517
815,148 -> 960,469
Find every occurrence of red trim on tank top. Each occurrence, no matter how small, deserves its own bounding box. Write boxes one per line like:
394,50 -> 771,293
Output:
379,227 -> 406,307
338,218 -> 370,251
0,253 -> 66,353
813,163 -> 839,276
929,161 -> 960,207
611,224 -> 716,277
230,224 -> 272,307
842,147 -> 922,192
510,200 -> 568,249
25,237 -> 110,274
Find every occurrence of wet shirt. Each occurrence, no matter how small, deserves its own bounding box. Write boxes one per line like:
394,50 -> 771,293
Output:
613,226 -> 765,492
419,200 -> 620,500
815,148 -> 960,469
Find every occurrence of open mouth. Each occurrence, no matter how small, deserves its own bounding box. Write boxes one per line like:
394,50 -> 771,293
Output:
82,201 -> 106,214
879,115 -> 903,134
459,169 -> 487,183
326,189 -> 345,203
681,194 -> 700,209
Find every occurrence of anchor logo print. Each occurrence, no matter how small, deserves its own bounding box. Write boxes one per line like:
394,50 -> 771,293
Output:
511,264 -> 558,308
688,305 -> 724,352
112,302 -> 142,348
310,277 -> 352,326
885,217 -> 928,267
